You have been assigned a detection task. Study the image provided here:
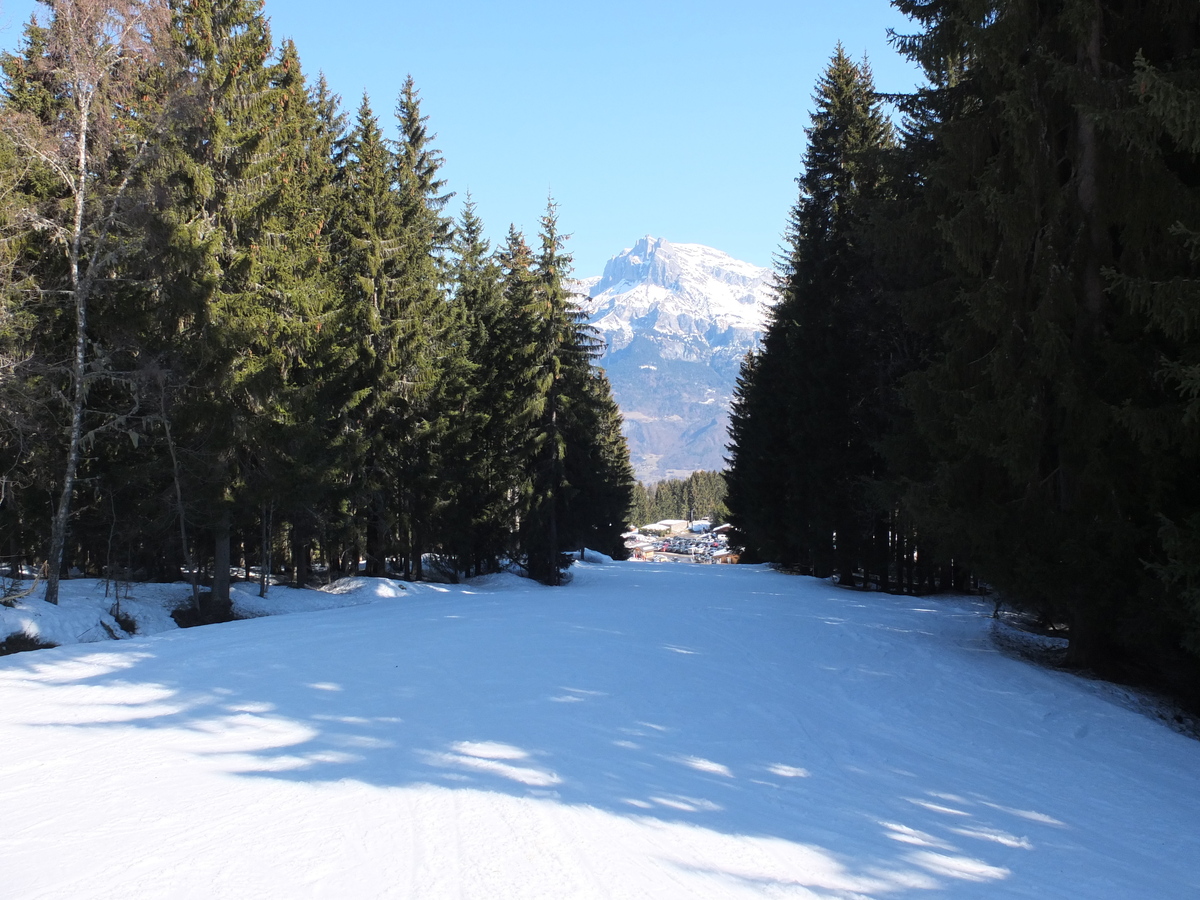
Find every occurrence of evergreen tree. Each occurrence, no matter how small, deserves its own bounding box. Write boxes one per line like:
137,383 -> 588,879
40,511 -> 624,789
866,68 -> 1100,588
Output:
329,94 -> 404,576
157,0 -> 284,610
517,202 -> 632,582
726,346 -> 794,563
388,75 -> 452,580
245,41 -> 342,591
889,0 -> 1200,676
635,471 -> 728,526
497,224 -> 548,565
559,364 -> 635,560
433,198 -> 516,576
726,46 -> 894,581
1104,12 -> 1200,663
520,205 -> 574,584
628,481 -> 653,530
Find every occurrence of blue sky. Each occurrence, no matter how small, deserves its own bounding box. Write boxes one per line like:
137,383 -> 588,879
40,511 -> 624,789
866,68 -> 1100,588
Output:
0,0 -> 924,276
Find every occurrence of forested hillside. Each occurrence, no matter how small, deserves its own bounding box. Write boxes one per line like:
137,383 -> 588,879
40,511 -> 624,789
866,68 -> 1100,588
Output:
0,0 -> 634,602
726,6 -> 1200,702
629,470 -> 728,528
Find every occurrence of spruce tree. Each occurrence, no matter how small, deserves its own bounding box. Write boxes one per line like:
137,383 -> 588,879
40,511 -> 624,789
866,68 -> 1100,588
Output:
329,94 -> 404,576
519,202 -> 632,581
559,364 -> 635,560
158,0 -> 283,610
434,198 -> 516,576
246,41 -> 342,590
889,0 -> 1200,675
726,46 -> 894,580
389,75 -> 452,580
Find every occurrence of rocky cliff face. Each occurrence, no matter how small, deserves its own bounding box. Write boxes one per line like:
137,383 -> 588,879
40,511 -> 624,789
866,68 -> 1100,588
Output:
572,237 -> 775,483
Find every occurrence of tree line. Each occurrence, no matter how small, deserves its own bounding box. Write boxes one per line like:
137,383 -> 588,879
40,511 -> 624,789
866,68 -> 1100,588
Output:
0,0 -> 634,611
628,470 -> 728,529
726,2 -> 1200,699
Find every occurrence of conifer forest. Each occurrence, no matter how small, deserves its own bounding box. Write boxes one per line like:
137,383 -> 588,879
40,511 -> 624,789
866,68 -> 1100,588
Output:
726,4 -> 1200,702
628,470 -> 729,529
0,0 -> 635,606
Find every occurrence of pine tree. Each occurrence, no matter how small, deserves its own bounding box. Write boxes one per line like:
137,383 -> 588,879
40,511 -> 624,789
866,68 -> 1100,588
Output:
389,75 -> 452,580
726,46 -> 894,580
889,0 -> 1200,674
518,202 -> 632,581
329,94 -> 404,576
157,0 -> 283,611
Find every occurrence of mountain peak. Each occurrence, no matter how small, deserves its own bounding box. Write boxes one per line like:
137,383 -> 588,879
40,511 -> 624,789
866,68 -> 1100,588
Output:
591,236 -> 769,300
594,236 -> 677,294
572,238 -> 776,482
579,238 -> 773,356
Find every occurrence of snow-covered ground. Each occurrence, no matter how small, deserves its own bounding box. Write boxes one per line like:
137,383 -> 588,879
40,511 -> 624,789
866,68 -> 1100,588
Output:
2,560 -> 1198,898
0,575 -> 403,648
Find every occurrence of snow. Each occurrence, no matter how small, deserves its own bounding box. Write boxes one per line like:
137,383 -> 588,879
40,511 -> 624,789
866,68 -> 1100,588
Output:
0,579 -> 191,646
572,236 -> 776,353
0,576 -> 401,648
2,562 -> 1198,898
566,236 -> 775,479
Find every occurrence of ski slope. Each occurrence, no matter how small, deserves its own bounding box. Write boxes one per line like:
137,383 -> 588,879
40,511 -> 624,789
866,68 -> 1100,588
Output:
2,560 -> 1198,899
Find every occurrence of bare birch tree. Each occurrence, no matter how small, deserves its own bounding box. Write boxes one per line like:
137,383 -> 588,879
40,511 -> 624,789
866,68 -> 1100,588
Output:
0,0 -> 171,603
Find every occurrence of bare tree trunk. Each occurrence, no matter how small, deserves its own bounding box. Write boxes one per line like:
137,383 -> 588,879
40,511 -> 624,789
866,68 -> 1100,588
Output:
259,503 -> 272,598
30,3 -> 171,604
366,499 -> 386,577
291,527 -> 309,589
163,417 -> 200,610
213,510 -> 231,607
45,96 -> 93,607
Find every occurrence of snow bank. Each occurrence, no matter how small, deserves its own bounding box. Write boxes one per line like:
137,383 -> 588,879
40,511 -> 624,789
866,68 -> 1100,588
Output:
0,579 -> 189,647
571,548 -> 613,564
0,575 -> 413,651
231,578 -> 405,618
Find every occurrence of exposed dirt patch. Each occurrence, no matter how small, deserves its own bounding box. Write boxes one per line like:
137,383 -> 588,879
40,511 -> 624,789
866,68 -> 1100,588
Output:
0,631 -> 59,656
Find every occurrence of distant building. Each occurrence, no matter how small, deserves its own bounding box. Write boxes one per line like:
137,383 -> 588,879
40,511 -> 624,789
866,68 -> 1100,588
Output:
655,520 -> 690,535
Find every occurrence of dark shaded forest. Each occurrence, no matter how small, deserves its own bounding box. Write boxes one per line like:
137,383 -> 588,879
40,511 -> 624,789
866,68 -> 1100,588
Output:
726,2 -> 1200,704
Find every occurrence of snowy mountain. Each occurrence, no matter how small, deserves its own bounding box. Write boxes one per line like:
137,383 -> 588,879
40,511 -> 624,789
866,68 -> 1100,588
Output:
572,237 -> 775,482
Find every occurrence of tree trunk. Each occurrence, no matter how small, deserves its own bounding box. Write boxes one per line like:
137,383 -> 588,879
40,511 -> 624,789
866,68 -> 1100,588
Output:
365,502 -> 386,577
1065,601 -> 1111,670
213,512 -> 231,606
410,525 -> 423,582
260,504 -> 273,598
292,530 -> 310,589
44,106 -> 93,607
164,417 -> 200,610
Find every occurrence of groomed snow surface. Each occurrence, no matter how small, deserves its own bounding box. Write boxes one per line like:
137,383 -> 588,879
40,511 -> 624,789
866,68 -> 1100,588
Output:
2,560 -> 1198,899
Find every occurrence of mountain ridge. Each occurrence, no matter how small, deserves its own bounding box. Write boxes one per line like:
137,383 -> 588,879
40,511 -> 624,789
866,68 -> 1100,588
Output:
570,237 -> 775,483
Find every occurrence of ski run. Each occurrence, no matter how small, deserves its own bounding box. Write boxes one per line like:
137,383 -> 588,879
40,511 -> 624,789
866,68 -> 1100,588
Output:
2,558 -> 1198,899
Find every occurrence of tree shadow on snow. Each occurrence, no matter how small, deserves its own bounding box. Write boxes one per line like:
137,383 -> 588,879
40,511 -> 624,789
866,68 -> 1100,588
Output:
1,563 -> 1179,898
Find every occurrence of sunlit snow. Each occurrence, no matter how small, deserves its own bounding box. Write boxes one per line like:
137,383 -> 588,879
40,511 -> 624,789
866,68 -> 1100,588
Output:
2,560 -> 1198,898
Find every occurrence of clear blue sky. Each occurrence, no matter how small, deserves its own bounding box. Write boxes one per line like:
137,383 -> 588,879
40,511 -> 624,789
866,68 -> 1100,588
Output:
0,0 -> 924,276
